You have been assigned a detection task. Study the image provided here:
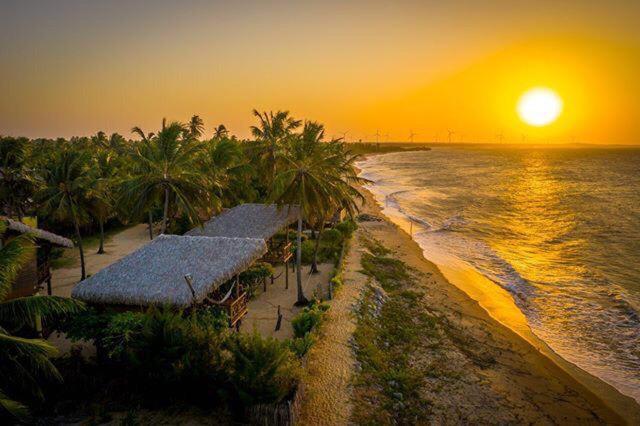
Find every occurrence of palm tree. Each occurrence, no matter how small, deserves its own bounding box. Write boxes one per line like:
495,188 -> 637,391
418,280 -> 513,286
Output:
88,150 -> 116,254
36,150 -> 93,280
213,124 -> 229,139
271,122 -> 362,304
0,221 -> 84,421
250,110 -> 301,184
203,137 -> 252,206
188,115 -> 205,140
0,137 -> 35,220
121,122 -> 209,234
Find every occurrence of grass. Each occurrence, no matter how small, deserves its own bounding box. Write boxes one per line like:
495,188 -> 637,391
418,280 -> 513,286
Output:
352,237 -> 437,424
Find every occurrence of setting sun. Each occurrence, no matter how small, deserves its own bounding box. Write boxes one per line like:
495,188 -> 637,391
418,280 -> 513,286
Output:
517,88 -> 563,127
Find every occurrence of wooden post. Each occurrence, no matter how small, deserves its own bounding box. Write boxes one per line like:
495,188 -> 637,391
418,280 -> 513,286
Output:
275,305 -> 283,331
410,220 -> 413,238
263,276 -> 267,293
285,261 -> 289,289
235,275 -> 240,298
271,274 -> 274,286
47,277 -> 52,296
328,280 -> 333,300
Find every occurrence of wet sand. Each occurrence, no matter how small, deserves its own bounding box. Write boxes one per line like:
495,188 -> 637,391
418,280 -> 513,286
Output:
300,185 -> 640,424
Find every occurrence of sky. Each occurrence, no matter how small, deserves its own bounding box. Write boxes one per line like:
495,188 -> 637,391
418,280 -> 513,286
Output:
1,0 -> 639,144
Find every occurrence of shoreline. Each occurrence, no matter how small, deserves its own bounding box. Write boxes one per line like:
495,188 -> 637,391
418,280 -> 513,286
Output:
356,156 -> 640,423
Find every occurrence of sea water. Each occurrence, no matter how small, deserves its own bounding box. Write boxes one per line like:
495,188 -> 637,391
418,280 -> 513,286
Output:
358,145 -> 640,402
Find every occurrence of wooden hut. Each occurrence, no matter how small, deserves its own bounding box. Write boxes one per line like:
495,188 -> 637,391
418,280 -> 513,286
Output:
186,203 -> 299,283
71,235 -> 267,327
2,217 -> 74,299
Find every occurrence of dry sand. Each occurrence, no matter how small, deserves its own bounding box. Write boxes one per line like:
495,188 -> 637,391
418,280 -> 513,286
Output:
49,223 -> 151,297
242,262 -> 335,339
299,187 -> 640,425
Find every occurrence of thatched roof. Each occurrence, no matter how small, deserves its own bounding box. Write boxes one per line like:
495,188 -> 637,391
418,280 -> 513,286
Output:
186,203 -> 299,240
2,217 -> 74,248
72,235 -> 267,307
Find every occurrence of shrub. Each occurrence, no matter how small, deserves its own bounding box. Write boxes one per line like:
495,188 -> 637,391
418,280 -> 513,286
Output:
287,334 -> 315,358
335,219 -> 357,239
226,331 -> 300,405
300,239 -> 315,264
321,228 -> 343,245
291,301 -> 329,338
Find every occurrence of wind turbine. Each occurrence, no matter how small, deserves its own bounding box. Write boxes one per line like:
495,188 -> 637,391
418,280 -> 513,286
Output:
447,129 -> 455,143
408,129 -> 418,143
383,133 -> 390,143
496,132 -> 504,144
374,129 -> 381,144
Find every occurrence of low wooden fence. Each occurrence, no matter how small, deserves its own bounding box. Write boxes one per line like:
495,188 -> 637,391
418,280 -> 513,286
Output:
245,384 -> 305,426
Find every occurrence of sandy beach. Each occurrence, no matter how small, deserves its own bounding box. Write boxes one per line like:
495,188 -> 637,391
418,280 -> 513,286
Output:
300,181 -> 640,424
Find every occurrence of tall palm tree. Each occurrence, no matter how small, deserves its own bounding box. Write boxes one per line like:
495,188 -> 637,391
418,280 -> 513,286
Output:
88,150 -> 116,254
0,221 -> 84,421
121,122 -> 209,234
203,137 -> 252,206
213,124 -> 229,139
188,115 -> 205,140
271,122 -> 362,304
250,110 -> 301,184
0,137 -> 35,220
36,150 -> 93,280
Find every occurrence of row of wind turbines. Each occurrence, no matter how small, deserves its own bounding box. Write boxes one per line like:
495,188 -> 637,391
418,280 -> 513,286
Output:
333,129 -> 529,144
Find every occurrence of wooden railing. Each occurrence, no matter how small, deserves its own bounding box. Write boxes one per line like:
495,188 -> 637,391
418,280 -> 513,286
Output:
222,291 -> 248,327
263,241 -> 293,264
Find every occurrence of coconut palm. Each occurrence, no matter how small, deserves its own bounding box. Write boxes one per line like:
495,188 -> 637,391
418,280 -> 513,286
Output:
213,124 -> 229,139
271,121 -> 362,304
121,122 -> 209,234
36,150 -> 93,280
202,137 -> 254,206
250,110 -> 301,184
188,115 -> 205,140
0,221 -> 84,421
0,137 -> 35,220
88,150 -> 116,254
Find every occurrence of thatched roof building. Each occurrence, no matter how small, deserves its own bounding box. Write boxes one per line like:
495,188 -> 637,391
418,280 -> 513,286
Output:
3,217 -> 74,248
186,203 -> 299,240
72,235 -> 267,307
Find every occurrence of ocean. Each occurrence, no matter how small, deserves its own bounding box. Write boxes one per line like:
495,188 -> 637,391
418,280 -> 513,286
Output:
357,145 -> 640,402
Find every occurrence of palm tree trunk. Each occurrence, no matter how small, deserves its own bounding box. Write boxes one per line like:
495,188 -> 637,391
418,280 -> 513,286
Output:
97,218 -> 105,254
161,187 -> 169,234
311,218 -> 325,274
73,216 -> 86,281
295,212 -> 308,305
148,210 -> 154,240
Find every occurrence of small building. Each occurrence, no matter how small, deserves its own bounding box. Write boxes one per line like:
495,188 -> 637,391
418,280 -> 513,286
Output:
72,235 -> 267,327
187,203 -> 299,266
2,217 -> 74,299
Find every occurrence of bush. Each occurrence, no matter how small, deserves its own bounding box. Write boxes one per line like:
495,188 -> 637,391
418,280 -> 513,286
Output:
321,228 -> 343,245
335,219 -> 357,239
300,239 -> 315,264
226,330 -> 300,405
287,334 -> 316,358
291,301 -> 329,338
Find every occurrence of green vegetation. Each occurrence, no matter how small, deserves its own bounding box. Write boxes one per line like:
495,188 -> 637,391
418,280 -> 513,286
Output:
0,222 -> 84,422
47,307 -> 300,419
1,110 -> 365,419
291,300 -> 329,338
352,236 -> 436,424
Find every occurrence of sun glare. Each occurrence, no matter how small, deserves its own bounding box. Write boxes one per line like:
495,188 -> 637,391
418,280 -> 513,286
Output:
517,88 -> 563,127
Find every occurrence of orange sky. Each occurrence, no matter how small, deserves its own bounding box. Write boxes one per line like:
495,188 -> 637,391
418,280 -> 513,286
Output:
1,1 -> 639,144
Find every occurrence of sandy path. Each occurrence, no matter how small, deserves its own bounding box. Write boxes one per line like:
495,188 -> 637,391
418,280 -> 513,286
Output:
298,234 -> 366,425
50,224 -> 151,297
